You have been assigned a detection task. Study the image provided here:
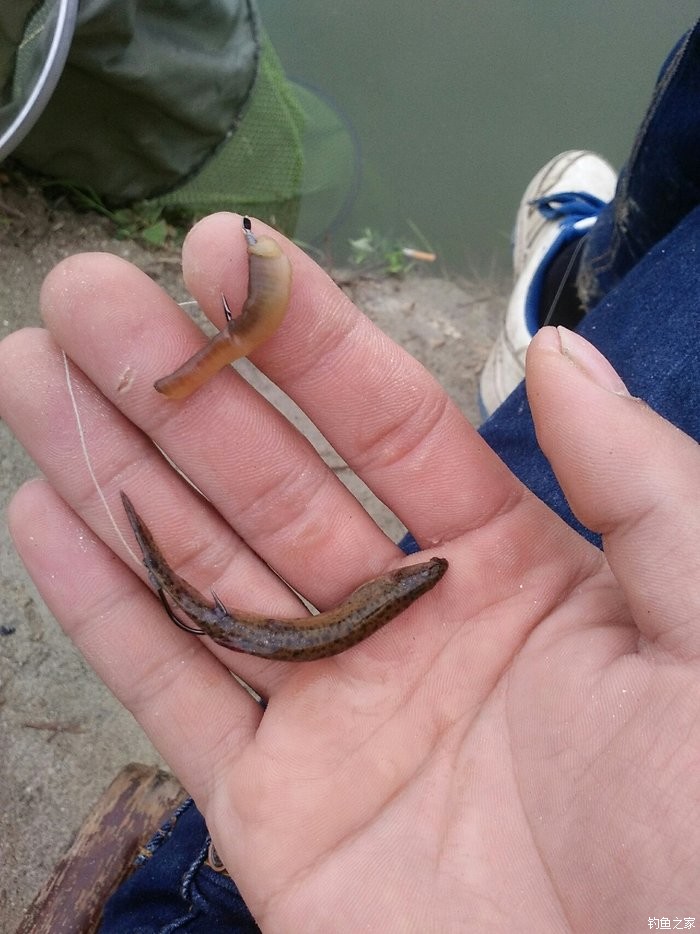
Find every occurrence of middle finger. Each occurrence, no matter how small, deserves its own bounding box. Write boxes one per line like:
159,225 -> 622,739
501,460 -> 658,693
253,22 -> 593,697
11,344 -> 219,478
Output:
37,251 -> 407,607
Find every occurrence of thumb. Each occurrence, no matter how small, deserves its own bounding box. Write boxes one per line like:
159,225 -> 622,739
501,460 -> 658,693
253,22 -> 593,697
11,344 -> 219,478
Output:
526,326 -> 700,659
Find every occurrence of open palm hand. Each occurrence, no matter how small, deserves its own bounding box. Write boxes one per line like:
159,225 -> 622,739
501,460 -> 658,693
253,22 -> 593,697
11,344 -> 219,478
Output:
2,214 -> 698,932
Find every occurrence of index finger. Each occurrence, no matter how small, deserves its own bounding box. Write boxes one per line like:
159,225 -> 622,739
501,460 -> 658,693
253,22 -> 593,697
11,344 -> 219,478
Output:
181,213 -> 522,546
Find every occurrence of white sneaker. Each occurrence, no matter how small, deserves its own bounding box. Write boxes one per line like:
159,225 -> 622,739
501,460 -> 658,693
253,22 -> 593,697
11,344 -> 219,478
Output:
479,150 -> 617,418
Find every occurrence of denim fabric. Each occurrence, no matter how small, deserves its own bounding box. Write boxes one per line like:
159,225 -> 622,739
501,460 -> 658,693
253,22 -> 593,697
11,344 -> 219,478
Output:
102,21 -> 700,932
99,798 -> 261,932
577,17 -> 700,308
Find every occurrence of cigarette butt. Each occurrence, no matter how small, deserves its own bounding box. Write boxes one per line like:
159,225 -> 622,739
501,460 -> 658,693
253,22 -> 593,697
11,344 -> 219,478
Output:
402,248 -> 436,262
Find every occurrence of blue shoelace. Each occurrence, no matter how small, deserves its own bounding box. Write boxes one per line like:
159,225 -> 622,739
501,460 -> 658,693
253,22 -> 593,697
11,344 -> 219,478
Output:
530,190 -> 607,225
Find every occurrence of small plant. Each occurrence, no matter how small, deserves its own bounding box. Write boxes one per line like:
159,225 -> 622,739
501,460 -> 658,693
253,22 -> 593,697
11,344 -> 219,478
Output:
349,224 -> 436,276
41,178 -> 186,246
109,203 -> 172,246
349,227 -> 408,274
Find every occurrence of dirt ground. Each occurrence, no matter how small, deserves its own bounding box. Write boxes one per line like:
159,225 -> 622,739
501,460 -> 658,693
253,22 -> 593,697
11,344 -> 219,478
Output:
0,177 -> 504,928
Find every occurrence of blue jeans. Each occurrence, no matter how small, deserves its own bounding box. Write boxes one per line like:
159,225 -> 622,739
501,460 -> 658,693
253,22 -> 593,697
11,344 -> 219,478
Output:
100,18 -> 700,932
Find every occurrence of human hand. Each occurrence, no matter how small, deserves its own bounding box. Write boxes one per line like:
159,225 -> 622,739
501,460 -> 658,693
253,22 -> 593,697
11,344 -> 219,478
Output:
1,213 -> 698,932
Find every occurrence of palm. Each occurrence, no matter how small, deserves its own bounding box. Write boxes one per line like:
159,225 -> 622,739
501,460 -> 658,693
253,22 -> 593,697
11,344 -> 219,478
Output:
1,214 -> 699,932
220,517 -> 698,931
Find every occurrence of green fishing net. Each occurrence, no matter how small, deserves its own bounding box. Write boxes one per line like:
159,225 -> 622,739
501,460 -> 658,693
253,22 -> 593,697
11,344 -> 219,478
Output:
2,1 -> 358,240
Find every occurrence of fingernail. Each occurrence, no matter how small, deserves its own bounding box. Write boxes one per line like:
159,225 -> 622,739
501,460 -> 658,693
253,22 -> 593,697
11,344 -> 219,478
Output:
556,326 -> 629,395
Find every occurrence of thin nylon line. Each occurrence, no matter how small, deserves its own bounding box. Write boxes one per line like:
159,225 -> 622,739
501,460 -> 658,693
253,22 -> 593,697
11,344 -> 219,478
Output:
63,348 -> 269,709
540,236 -> 586,329
62,350 -> 140,567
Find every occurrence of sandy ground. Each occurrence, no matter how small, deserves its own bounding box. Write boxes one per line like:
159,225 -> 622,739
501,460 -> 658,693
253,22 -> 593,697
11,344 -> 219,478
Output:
0,179 -> 504,928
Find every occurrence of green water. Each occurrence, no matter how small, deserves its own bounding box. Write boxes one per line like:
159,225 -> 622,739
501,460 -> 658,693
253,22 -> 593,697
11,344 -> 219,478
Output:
259,2 -> 698,273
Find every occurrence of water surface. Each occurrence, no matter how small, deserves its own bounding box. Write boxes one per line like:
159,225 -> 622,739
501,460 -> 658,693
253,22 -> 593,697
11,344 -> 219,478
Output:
260,2 -> 698,272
